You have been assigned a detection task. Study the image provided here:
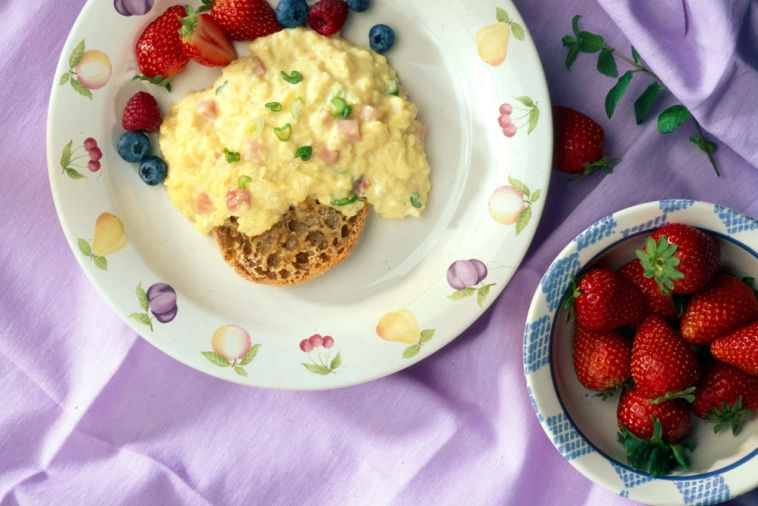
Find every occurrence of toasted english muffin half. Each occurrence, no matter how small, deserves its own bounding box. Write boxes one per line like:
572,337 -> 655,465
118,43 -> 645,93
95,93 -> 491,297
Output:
213,198 -> 368,286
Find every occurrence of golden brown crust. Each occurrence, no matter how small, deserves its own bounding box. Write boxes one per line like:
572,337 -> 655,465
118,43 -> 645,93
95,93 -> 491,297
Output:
213,198 -> 368,286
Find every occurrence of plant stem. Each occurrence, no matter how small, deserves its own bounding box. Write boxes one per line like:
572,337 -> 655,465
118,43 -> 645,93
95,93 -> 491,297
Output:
605,46 -> 661,82
693,119 -> 720,177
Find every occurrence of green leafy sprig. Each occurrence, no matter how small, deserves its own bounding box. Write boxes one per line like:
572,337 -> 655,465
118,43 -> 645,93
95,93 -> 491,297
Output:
704,396 -> 755,436
302,349 -> 342,375
495,7 -> 526,41
449,283 -> 496,308
132,74 -> 172,92
562,15 -> 720,176
618,417 -> 693,477
77,238 -> 107,271
202,344 -> 261,377
403,329 -> 435,359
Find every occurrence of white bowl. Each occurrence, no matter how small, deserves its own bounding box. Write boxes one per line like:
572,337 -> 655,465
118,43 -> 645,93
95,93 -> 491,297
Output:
524,200 -> 758,506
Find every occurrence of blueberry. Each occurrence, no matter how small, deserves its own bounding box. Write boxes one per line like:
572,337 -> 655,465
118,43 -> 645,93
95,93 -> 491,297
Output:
117,131 -> 151,162
275,0 -> 308,28
346,0 -> 370,12
138,156 -> 167,185
369,24 -> 395,53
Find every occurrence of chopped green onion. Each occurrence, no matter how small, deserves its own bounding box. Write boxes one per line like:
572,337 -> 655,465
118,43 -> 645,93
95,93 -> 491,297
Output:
336,88 -> 346,99
337,168 -> 350,175
294,146 -> 312,161
280,70 -> 302,84
265,102 -> 282,112
291,97 -> 303,120
384,78 -> 400,96
274,123 -> 292,141
245,117 -> 264,138
331,97 -> 348,117
215,80 -> 229,95
238,175 -> 252,189
342,105 -> 352,118
224,147 -> 240,163
331,193 -> 358,206
410,192 -> 422,208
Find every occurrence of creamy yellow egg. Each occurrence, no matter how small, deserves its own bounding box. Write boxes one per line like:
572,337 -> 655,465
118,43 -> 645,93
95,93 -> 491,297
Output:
160,27 -> 432,237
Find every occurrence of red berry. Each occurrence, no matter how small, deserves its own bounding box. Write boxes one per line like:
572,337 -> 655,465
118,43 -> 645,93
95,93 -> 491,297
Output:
322,336 -> 334,349
572,325 -> 632,394
122,91 -> 163,133
692,360 -> 758,434
617,388 -> 691,442
179,8 -> 238,68
299,339 -> 314,352
309,334 -> 324,347
308,0 -> 349,36
88,160 -> 101,172
88,147 -> 103,161
135,5 -> 190,79
617,259 -> 680,321
83,138 -> 98,152
552,105 -> 618,178
711,322 -> 758,376
210,0 -> 282,41
565,268 -> 646,332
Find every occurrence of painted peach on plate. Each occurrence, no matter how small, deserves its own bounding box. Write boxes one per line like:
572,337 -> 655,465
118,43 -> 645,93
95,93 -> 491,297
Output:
376,309 -> 420,344
211,324 -> 252,361
75,50 -> 112,90
92,212 -> 127,256
476,23 -> 511,66
489,185 -> 526,225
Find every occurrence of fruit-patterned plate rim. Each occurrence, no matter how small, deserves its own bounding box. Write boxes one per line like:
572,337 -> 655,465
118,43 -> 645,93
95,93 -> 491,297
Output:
47,0 -> 552,390
524,199 -> 758,505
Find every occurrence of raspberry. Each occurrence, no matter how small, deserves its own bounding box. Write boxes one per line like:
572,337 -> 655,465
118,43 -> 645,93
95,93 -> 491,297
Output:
122,91 -> 163,132
308,0 -> 349,36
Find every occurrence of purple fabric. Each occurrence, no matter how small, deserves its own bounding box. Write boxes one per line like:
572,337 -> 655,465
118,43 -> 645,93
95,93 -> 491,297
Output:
2,0 -> 758,504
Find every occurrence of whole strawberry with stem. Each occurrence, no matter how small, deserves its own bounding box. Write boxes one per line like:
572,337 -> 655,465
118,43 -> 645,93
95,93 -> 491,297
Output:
636,223 -> 720,295
552,105 -> 619,179
692,360 -> 758,435
680,274 -> 758,345
711,322 -> 758,376
199,0 -> 282,41
617,387 -> 693,476
618,258 -> 682,321
631,314 -> 701,402
179,6 -> 238,68
135,5 -> 190,84
564,268 -> 646,332
572,325 -> 632,396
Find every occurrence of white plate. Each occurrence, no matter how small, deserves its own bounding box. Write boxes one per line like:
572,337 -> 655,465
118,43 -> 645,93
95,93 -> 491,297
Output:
525,200 -> 758,505
47,0 -> 551,389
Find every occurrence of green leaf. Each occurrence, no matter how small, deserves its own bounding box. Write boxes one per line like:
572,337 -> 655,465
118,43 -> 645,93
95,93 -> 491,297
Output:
239,343 -> 261,366
69,39 -> 86,69
527,105 -> 540,134
597,48 -> 618,77
65,168 -> 85,179
70,78 -> 93,100
201,351 -> 232,367
634,82 -> 664,124
631,45 -> 641,64
514,96 -> 534,108
571,15 -> 581,37
496,7 -> 510,23
93,256 -> 108,271
403,344 -> 421,359
330,349 -> 342,371
136,283 -> 149,312
420,329 -> 435,343
77,238 -> 92,257
511,22 -> 525,41
234,366 -> 247,377
448,287 -> 476,301
507,175 -> 530,198
565,44 -> 580,69
302,363 -> 332,375
59,72 -> 71,86
477,284 -> 492,307
578,32 -> 604,53
562,36 -> 576,47
689,136 -> 717,153
515,206 -> 532,235
658,105 -> 692,133
129,312 -> 152,329
605,70 -> 634,118
60,140 -> 73,170
529,189 -> 542,203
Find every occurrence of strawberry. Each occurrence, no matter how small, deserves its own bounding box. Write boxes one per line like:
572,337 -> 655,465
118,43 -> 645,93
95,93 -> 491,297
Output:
572,325 -> 632,395
552,105 -> 619,179
636,223 -> 720,295
179,6 -> 238,67
617,259 -> 682,321
680,274 -> 758,345
617,387 -> 693,476
631,314 -> 701,401
122,91 -> 163,133
711,322 -> 758,376
692,360 -> 758,435
135,5 -> 190,82
202,0 -> 282,41
308,0 -> 350,36
564,268 -> 646,332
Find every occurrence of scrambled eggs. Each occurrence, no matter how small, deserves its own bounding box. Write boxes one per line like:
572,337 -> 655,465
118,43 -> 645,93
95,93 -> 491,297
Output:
160,27 -> 432,237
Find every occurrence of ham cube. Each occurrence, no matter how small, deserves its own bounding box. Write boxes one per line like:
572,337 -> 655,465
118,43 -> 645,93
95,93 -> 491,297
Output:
358,105 -> 383,122
226,188 -> 251,212
335,119 -> 360,143
319,146 -> 340,165
197,99 -> 217,120
195,192 -> 214,215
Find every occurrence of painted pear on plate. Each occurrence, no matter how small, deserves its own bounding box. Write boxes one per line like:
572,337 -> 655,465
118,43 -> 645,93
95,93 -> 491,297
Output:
475,23 -> 510,66
92,212 -> 127,256
376,309 -> 420,344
